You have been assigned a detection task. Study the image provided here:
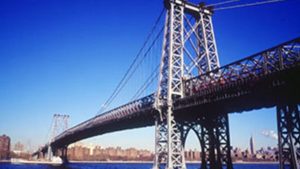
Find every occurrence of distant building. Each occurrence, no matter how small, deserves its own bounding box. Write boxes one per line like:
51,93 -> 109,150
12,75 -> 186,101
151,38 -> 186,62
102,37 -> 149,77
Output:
13,141 -> 25,155
185,149 -> 200,161
67,143 -> 153,161
250,135 -> 255,155
0,135 -> 10,160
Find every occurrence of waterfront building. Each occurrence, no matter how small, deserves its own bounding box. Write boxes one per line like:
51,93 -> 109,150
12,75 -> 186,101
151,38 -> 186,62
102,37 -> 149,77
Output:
0,134 -> 10,160
67,143 -> 154,161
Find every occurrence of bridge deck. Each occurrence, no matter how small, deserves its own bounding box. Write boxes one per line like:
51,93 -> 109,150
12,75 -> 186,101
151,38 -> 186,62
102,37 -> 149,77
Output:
176,37 -> 300,119
35,37 -> 300,154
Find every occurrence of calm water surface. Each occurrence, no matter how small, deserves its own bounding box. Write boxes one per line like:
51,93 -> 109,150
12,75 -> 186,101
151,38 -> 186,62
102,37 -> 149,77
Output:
0,163 -> 281,169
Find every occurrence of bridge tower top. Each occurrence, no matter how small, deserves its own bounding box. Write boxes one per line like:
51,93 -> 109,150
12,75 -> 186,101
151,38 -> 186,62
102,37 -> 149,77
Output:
156,0 -> 220,106
50,114 -> 69,141
47,114 -> 69,160
164,0 -> 214,16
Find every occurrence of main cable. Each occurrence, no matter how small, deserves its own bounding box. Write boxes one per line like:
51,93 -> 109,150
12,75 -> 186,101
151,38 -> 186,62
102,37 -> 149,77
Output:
207,0 -> 240,7
104,26 -> 164,109
97,8 -> 165,115
214,0 -> 285,11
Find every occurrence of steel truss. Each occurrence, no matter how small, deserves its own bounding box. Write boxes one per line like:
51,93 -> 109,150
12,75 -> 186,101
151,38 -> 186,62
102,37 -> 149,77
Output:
180,121 -> 209,169
155,0 -> 220,168
153,115 -> 168,169
277,104 -> 300,169
207,114 -> 233,169
178,114 -> 232,169
183,5 -> 220,75
47,114 -> 69,161
155,1 -> 185,168
201,114 -> 232,169
184,37 -> 300,97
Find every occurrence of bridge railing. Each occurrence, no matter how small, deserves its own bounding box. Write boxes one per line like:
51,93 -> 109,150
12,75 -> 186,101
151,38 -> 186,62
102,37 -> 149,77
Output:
184,37 -> 300,96
91,93 -> 156,125
55,93 -> 156,140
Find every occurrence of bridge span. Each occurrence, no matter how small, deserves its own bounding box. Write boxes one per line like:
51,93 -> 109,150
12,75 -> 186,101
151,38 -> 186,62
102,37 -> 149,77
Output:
35,37 -> 300,169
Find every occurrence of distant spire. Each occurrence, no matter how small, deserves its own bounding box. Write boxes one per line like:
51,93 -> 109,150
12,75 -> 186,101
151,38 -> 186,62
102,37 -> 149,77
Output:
250,135 -> 255,155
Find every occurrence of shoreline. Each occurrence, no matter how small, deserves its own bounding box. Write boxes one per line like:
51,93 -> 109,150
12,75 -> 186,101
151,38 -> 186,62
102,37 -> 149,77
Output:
0,159 -> 279,165
60,160 -> 279,164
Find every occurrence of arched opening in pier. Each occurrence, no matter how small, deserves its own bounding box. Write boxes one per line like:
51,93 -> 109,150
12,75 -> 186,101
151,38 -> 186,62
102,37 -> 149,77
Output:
183,127 -> 202,162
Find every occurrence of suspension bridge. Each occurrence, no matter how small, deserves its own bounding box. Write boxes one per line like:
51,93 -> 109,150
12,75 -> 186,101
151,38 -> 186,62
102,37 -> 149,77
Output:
33,0 -> 300,169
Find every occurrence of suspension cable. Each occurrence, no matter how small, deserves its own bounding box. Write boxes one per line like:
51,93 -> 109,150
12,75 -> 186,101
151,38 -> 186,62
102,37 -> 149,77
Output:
214,0 -> 285,11
43,117 -> 54,145
207,0 -> 240,7
97,8 -> 165,115
131,64 -> 160,100
103,27 -> 164,108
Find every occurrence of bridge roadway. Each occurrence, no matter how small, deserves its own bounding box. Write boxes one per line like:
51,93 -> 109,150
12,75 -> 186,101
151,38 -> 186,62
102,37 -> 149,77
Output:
35,37 -> 300,155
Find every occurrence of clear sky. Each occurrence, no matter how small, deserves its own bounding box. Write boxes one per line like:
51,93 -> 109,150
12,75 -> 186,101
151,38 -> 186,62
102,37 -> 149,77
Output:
0,0 -> 299,152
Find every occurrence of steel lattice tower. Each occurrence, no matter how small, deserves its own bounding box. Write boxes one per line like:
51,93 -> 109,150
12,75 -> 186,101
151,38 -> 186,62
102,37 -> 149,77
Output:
154,0 -> 220,168
47,114 -> 69,160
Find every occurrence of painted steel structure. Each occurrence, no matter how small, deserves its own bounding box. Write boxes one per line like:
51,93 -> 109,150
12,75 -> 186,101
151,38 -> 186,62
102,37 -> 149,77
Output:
34,37 -> 300,169
47,114 -> 69,161
33,0 -> 300,168
154,0 -> 220,168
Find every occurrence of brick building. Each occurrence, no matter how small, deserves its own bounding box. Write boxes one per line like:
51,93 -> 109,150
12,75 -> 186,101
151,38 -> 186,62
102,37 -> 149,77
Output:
0,135 -> 10,160
67,144 -> 153,161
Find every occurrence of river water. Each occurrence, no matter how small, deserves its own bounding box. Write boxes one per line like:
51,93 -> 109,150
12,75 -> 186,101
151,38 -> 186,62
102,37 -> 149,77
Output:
0,162 -> 283,169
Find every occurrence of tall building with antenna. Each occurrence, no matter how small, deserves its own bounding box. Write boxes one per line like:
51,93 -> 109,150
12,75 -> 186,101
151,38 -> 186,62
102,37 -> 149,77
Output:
250,135 -> 255,155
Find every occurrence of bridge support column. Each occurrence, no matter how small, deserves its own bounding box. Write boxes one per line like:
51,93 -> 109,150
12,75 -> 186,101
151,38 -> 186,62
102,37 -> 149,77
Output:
153,108 -> 186,169
200,123 -> 209,169
47,146 -> 53,161
153,116 -> 168,169
60,146 -> 69,164
277,104 -> 300,169
205,114 -> 233,169
180,121 -> 209,169
217,114 -> 233,169
37,151 -> 44,160
179,116 -> 232,169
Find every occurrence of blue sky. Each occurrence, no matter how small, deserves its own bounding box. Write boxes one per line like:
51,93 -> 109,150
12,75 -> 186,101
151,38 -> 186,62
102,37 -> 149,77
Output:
0,0 -> 299,152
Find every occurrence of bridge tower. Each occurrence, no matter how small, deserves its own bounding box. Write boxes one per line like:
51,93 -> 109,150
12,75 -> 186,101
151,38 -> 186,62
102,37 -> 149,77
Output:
154,0 -> 224,168
47,114 -> 69,161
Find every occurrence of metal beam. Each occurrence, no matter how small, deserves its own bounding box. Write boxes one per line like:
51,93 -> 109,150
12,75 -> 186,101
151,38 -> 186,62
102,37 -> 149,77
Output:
277,104 -> 300,169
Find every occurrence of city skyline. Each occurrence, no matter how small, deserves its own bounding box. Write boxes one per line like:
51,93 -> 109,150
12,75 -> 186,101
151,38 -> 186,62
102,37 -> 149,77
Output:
5,136 -> 280,163
0,0 -> 300,153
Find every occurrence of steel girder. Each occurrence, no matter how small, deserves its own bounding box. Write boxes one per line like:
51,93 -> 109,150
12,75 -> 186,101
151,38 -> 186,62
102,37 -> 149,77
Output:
277,104 -> 300,169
